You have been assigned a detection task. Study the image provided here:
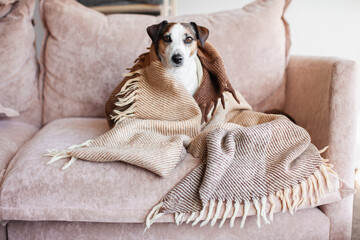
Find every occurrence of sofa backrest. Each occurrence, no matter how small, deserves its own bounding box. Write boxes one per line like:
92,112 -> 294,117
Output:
0,0 -> 41,127
37,0 -> 291,124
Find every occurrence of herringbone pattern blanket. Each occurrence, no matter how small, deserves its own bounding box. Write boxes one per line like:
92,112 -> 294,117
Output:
47,42 -> 335,230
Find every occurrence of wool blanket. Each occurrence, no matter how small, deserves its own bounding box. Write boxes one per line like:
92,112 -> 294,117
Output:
47,42 -> 336,230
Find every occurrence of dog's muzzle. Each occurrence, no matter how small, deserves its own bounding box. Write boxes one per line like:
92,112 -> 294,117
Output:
171,54 -> 183,66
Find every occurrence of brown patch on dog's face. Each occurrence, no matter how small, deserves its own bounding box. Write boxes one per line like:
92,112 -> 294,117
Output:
181,23 -> 198,57
156,23 -> 176,57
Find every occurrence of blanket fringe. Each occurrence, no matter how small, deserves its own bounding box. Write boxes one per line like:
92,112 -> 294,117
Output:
276,189 -> 287,213
185,212 -> 197,224
110,73 -> 141,124
144,202 -> 164,231
218,200 -> 232,228
240,200 -> 250,229
229,201 -> 240,228
260,196 -> 270,225
200,199 -> 215,227
292,185 -> 300,212
45,140 -> 93,169
192,207 -> 206,226
211,200 -> 223,226
253,199 -> 261,228
175,212 -> 185,225
268,195 -> 275,222
144,153 -> 337,231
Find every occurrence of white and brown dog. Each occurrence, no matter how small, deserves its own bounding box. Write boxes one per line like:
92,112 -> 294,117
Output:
146,21 -> 209,95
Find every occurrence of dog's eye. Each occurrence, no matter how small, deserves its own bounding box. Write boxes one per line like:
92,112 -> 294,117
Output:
184,37 -> 193,44
163,36 -> 171,42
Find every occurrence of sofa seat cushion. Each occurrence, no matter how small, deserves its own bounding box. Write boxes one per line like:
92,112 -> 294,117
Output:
0,117 -> 201,223
0,120 -> 38,182
0,117 -> 353,224
7,208 -> 330,240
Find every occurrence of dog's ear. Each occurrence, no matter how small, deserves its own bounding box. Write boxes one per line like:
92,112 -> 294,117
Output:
146,20 -> 168,44
190,22 -> 209,47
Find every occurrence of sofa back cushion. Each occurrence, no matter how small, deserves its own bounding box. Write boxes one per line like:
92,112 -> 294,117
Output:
0,0 -> 41,126
40,0 -> 291,124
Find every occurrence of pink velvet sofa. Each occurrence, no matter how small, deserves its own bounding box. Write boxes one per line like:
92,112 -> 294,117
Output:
0,0 -> 358,239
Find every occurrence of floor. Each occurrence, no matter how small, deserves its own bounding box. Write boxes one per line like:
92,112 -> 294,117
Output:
352,169 -> 360,240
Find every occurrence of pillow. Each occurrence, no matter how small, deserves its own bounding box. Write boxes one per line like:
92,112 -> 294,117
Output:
40,0 -> 291,124
0,0 -> 41,126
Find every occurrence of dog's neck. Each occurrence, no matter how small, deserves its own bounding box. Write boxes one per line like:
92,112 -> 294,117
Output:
163,54 -> 202,96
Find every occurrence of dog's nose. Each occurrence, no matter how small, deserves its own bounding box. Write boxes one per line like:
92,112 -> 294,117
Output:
171,54 -> 183,65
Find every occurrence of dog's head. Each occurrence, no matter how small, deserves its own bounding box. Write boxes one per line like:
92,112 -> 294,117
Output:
147,21 -> 209,68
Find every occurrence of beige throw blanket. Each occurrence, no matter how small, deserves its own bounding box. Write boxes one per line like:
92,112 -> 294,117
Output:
47,42 -> 335,229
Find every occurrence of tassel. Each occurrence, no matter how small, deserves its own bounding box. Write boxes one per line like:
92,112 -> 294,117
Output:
200,199 -> 215,227
115,91 -> 137,107
298,181 -> 307,207
253,199 -> 261,228
240,200 -> 250,229
46,152 -> 69,165
292,185 -> 300,212
229,201 -> 240,228
46,140 -> 93,168
122,85 -> 138,98
308,177 -> 315,206
260,196 -> 270,224
122,72 -> 135,78
111,104 -> 137,123
174,212 -> 179,225
175,213 -> 184,225
186,212 -> 197,224
145,202 -> 164,230
314,171 -> 325,197
192,207 -> 206,226
318,146 -> 329,154
320,164 -> 333,191
276,190 -> 287,213
45,149 -> 60,156
219,200 -> 232,228
62,156 -> 77,170
67,139 -> 93,150
322,158 -> 338,177
211,200 -> 223,226
284,188 -> 294,215
268,195 -> 275,222
311,175 -> 320,204
119,75 -> 140,92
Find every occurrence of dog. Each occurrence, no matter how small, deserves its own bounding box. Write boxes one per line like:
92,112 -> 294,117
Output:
146,21 -> 209,95
146,21 -> 296,124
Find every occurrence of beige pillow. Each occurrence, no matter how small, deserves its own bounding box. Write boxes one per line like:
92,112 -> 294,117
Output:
0,0 -> 41,126
40,0 -> 291,124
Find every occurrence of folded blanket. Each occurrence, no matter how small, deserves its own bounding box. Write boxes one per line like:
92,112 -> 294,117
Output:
47,41 -> 336,230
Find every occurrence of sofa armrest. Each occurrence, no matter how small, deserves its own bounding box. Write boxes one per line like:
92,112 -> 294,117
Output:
284,55 -> 359,239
